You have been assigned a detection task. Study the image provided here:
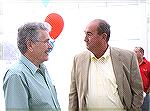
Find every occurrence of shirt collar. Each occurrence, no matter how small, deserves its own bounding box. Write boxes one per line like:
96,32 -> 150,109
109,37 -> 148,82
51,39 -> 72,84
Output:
20,54 -> 38,75
143,57 -> 147,63
91,46 -> 110,61
140,57 -> 148,65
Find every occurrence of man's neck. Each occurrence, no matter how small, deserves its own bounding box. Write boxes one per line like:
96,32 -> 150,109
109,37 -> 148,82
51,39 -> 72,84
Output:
138,58 -> 143,65
93,45 -> 108,59
23,53 -> 40,68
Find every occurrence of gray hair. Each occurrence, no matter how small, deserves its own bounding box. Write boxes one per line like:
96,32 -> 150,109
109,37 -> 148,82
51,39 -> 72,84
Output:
17,22 -> 51,54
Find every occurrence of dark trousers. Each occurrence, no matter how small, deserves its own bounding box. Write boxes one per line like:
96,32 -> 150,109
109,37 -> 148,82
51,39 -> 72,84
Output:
141,93 -> 150,111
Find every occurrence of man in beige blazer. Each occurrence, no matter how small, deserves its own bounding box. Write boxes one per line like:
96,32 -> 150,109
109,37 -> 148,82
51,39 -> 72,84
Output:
69,19 -> 143,111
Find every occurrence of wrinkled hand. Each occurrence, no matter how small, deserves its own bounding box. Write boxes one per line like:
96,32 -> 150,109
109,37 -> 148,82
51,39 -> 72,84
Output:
143,92 -> 146,98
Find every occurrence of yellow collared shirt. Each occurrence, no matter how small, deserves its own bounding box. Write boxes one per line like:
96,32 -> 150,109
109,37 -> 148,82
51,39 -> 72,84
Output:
86,47 -> 124,111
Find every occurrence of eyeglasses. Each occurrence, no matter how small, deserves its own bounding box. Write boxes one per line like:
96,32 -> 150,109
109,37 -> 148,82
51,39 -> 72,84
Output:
36,39 -> 54,47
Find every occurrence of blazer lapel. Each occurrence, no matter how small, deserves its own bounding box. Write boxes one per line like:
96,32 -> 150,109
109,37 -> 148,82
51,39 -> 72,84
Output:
79,51 -> 91,108
110,47 -> 124,104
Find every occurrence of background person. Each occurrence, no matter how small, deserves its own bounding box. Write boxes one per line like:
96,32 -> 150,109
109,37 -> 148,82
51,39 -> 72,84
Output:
134,47 -> 150,111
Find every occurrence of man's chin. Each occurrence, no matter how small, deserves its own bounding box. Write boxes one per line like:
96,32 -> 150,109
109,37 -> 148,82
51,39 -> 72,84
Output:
44,57 -> 49,61
86,46 -> 91,51
43,56 -> 49,62
86,46 -> 89,49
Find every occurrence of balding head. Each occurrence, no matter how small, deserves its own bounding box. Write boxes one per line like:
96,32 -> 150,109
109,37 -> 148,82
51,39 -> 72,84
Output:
90,19 -> 111,42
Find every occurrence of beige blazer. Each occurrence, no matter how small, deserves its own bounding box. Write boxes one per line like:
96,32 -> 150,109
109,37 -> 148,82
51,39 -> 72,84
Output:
69,47 -> 143,111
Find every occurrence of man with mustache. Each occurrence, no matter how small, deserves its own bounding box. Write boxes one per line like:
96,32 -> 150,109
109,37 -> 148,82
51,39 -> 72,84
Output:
3,22 -> 60,111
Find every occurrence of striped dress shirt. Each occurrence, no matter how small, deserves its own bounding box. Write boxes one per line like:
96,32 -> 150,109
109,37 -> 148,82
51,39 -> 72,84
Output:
86,47 -> 124,111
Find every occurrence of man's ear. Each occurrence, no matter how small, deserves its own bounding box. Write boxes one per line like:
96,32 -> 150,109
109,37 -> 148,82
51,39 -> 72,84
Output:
26,40 -> 34,52
102,33 -> 107,41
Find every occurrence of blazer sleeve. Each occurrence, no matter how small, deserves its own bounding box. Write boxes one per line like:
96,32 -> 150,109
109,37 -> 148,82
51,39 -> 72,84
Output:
69,57 -> 79,111
130,53 -> 143,111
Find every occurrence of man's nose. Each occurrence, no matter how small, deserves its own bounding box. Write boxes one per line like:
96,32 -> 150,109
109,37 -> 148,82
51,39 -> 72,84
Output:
84,36 -> 89,42
48,41 -> 54,48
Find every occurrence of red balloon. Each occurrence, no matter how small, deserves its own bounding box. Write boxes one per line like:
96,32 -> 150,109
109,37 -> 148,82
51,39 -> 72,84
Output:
45,13 -> 64,40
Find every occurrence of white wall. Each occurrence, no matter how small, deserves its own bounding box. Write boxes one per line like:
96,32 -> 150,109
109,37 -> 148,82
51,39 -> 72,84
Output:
0,0 -> 149,111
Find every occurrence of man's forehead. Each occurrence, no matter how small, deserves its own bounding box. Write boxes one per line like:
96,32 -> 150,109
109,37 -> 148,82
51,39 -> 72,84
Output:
85,25 -> 98,34
39,30 -> 49,39
134,48 -> 140,52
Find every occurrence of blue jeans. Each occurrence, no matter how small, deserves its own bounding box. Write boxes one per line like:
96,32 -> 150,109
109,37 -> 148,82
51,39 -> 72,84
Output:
141,93 -> 150,111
